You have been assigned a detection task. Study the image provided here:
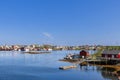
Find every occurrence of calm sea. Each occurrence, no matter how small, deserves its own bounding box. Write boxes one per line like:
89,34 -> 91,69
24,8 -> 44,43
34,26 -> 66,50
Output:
0,50 -> 118,80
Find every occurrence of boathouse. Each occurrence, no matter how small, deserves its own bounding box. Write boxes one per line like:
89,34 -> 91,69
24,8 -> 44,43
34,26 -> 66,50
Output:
102,50 -> 120,59
79,50 -> 89,58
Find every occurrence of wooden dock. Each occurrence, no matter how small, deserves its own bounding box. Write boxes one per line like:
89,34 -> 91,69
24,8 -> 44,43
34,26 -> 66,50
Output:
59,65 -> 77,70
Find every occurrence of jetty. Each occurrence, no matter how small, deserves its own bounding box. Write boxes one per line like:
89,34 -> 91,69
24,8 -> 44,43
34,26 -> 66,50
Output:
59,65 -> 77,70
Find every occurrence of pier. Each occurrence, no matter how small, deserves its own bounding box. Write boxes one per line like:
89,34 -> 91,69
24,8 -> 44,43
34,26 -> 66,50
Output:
59,65 -> 77,70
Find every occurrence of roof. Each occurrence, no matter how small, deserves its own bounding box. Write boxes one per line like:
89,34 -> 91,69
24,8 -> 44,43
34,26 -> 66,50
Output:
80,50 -> 89,53
102,50 -> 120,54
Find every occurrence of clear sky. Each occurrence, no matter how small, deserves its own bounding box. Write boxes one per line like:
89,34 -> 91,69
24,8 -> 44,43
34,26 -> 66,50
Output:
0,0 -> 120,45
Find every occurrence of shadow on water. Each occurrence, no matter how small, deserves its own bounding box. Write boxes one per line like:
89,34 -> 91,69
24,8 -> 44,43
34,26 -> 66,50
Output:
79,65 -> 120,80
100,67 -> 117,80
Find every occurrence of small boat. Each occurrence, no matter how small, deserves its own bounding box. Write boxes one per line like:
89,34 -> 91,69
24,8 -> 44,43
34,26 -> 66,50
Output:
59,65 -> 77,70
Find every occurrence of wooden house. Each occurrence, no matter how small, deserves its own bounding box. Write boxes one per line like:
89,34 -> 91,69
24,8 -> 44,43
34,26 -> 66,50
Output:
102,50 -> 120,59
79,50 -> 89,58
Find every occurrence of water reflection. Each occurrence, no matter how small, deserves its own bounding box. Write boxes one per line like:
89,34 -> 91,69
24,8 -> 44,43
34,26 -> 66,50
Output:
100,67 -> 118,80
79,65 -> 119,80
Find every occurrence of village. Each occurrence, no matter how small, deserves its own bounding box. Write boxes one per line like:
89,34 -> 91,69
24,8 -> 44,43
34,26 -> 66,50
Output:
59,47 -> 120,79
0,44 -> 101,51
0,44 -> 105,51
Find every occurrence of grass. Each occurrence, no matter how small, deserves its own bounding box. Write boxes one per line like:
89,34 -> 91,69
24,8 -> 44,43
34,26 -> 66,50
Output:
91,50 -> 103,59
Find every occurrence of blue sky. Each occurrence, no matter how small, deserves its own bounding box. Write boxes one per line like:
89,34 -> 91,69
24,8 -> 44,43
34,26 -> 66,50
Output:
0,0 -> 120,45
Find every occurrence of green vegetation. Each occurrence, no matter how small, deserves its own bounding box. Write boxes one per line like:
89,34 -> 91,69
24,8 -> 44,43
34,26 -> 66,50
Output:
105,46 -> 120,50
91,50 -> 103,59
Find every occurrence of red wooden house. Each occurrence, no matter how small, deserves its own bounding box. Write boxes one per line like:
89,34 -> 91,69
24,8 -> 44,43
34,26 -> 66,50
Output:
102,50 -> 120,59
79,50 -> 89,58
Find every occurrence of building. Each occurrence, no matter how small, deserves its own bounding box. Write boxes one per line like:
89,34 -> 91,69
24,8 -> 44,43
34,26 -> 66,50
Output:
102,50 -> 120,59
79,50 -> 89,58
